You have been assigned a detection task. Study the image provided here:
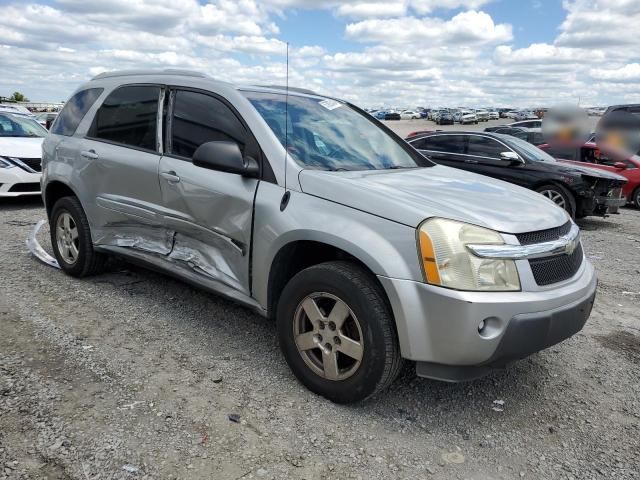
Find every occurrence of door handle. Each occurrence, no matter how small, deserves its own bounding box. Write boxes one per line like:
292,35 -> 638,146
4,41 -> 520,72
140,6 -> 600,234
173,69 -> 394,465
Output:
80,150 -> 98,160
464,158 -> 479,164
161,171 -> 181,183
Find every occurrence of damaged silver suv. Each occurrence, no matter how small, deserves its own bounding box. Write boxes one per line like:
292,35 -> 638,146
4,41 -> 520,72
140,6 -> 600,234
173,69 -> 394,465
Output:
41,70 -> 597,403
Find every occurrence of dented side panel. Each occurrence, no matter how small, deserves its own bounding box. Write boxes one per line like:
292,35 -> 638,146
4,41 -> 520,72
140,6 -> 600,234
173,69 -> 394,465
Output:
157,155 -> 259,296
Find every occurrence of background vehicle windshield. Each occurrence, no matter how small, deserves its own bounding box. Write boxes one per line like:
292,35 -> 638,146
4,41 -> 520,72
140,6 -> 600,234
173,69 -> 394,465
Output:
244,91 -> 430,171
502,135 -> 557,162
0,113 -> 47,138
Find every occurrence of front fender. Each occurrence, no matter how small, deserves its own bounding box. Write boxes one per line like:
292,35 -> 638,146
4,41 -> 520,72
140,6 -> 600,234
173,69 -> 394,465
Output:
251,182 -> 423,309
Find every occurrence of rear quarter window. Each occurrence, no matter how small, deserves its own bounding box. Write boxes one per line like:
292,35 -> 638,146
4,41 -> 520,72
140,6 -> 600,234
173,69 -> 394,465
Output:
50,88 -> 103,136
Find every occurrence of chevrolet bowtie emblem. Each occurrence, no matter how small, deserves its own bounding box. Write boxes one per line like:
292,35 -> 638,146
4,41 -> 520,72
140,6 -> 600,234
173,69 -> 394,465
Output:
560,232 -> 579,255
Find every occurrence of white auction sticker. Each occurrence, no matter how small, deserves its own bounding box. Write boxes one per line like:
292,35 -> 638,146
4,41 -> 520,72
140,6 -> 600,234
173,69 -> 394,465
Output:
318,99 -> 342,110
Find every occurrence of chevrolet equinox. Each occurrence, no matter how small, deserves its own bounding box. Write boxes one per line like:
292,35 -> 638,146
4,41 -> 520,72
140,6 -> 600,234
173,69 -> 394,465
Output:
41,70 -> 597,403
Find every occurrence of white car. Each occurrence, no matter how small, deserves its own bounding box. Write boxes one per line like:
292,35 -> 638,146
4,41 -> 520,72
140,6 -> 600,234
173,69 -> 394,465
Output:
460,111 -> 478,124
0,112 -> 47,197
489,111 -> 499,120
400,110 -> 420,119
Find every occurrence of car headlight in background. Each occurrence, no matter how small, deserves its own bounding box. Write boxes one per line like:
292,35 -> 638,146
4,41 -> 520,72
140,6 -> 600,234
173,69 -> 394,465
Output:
418,218 -> 520,291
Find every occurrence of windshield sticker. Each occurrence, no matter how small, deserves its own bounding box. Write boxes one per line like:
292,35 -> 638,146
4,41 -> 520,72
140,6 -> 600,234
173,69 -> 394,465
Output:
319,99 -> 342,111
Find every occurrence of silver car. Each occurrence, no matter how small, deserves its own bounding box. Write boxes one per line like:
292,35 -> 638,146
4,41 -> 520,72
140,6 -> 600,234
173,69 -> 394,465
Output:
42,70 -> 597,403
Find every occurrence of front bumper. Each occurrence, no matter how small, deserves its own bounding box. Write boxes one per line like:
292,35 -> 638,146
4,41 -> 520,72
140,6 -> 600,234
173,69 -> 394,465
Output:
0,167 -> 41,197
378,258 -> 597,379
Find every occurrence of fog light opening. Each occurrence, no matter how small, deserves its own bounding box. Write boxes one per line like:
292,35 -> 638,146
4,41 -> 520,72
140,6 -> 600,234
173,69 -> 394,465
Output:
477,317 -> 503,339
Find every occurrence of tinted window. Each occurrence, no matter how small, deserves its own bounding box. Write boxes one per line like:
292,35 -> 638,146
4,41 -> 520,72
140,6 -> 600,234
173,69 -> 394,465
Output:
410,137 -> 428,150
467,136 -> 506,158
171,90 -> 246,158
545,146 -> 577,160
91,85 -> 159,151
50,88 -> 103,136
423,135 -> 466,154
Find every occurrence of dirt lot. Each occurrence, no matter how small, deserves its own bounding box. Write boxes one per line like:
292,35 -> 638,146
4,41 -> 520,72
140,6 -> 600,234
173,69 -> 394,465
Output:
1,191 -> 639,478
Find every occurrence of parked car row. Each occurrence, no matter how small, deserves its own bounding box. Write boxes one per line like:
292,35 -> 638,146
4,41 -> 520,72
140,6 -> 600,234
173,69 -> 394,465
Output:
12,70 -> 601,404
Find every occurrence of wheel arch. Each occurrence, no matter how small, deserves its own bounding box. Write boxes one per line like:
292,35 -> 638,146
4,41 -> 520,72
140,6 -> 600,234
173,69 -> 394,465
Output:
44,180 -> 82,219
266,239 -> 392,321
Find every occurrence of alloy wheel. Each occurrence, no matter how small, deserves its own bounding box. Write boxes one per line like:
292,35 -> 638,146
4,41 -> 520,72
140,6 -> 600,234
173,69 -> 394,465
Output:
55,212 -> 79,265
293,293 -> 364,381
540,189 -> 567,210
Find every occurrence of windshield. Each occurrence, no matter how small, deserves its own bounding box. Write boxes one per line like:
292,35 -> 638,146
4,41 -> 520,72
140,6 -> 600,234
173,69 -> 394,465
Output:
243,91 -> 430,171
501,135 -> 557,162
0,113 -> 47,138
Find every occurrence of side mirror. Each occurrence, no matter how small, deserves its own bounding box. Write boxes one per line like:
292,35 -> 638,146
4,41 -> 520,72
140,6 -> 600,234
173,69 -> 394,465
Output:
192,141 -> 259,178
500,151 -> 524,164
613,161 -> 627,170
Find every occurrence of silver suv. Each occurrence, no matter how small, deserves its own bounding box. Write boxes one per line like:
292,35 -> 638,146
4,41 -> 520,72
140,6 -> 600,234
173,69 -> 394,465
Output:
42,70 -> 597,403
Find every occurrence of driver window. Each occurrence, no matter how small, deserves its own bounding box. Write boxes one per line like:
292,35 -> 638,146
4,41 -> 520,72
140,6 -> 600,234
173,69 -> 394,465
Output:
171,90 -> 246,159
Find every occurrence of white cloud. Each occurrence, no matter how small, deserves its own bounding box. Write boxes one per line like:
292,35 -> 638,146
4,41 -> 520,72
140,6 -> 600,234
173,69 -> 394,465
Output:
1,0 -> 640,108
345,10 -> 512,45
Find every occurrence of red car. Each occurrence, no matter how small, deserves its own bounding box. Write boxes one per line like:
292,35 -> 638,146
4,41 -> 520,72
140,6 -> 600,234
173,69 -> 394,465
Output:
539,142 -> 640,209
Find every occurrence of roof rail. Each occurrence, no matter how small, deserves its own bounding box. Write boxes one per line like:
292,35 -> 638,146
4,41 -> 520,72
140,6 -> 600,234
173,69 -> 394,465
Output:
257,85 -> 319,95
91,69 -> 208,80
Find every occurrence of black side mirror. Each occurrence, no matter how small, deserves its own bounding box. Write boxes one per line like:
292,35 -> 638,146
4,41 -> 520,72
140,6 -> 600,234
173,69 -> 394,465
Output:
192,141 -> 259,178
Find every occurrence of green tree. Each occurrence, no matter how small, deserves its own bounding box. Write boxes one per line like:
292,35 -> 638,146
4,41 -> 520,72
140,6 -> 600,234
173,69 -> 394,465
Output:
9,92 -> 29,102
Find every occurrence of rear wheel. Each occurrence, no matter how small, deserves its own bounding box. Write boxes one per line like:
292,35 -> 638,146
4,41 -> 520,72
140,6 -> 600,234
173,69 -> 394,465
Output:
535,184 -> 576,218
277,261 -> 402,403
50,196 -> 106,277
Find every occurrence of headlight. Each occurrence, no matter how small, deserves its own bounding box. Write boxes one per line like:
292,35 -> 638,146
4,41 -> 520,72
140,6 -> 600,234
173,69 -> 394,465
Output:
418,218 -> 520,291
0,156 -> 14,169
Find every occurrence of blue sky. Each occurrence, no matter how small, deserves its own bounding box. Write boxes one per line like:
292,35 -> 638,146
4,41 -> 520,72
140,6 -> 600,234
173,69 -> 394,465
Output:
1,0 -> 639,107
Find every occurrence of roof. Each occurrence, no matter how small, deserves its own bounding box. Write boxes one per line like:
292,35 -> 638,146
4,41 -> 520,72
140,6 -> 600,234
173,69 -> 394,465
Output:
91,69 -> 209,80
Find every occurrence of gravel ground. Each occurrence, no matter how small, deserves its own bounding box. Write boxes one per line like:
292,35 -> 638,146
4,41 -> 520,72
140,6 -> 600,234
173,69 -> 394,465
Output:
1,194 -> 639,479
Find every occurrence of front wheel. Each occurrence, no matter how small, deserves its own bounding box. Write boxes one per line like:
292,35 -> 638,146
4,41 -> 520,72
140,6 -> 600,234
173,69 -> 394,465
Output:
277,261 -> 403,403
535,184 -> 576,218
633,187 -> 640,209
50,196 -> 106,277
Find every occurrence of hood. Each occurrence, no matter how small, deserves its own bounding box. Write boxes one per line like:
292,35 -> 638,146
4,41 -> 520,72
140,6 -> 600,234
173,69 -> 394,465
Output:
299,165 -> 569,234
0,137 -> 44,158
551,161 -> 627,182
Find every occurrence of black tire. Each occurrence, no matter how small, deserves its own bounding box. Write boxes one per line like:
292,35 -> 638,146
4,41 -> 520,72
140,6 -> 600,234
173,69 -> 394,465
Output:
535,183 -> 577,218
633,187 -> 640,209
50,196 -> 106,277
277,261 -> 403,403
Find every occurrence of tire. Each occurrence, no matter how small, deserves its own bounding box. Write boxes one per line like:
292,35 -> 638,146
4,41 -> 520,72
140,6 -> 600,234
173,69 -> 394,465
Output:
50,196 -> 106,277
277,261 -> 403,404
633,187 -> 640,209
535,183 -> 577,218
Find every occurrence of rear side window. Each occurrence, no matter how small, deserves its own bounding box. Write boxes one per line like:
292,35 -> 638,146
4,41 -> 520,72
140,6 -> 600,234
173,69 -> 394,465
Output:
170,90 -> 246,158
423,135 -> 466,154
90,85 -> 160,151
50,88 -> 103,136
467,136 -> 507,158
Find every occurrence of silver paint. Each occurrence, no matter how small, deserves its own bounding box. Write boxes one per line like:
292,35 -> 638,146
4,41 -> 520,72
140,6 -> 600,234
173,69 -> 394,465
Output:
26,220 -> 60,269
467,224 -> 581,260
41,70 -> 597,368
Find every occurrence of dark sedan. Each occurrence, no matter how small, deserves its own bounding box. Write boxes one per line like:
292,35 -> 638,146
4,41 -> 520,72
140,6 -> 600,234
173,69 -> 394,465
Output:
407,131 -> 627,219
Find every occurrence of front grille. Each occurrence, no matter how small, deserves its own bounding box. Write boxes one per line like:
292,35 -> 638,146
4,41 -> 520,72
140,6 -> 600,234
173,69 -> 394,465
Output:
8,183 -> 41,192
515,221 -> 571,245
516,221 -> 583,285
529,243 -> 583,286
16,157 -> 42,172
